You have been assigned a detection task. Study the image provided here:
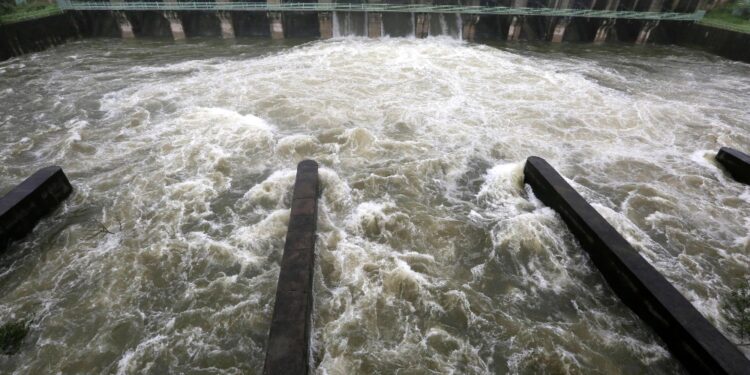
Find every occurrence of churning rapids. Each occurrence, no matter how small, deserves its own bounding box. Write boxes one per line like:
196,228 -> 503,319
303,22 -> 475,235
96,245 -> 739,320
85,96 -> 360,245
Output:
0,37 -> 748,374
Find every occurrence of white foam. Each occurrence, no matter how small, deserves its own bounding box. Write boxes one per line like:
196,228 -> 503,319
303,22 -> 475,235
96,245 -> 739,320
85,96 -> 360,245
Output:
0,38 -> 748,373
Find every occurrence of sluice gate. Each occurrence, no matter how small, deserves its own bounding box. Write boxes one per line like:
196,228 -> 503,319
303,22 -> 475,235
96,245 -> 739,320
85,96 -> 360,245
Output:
59,0 -> 706,43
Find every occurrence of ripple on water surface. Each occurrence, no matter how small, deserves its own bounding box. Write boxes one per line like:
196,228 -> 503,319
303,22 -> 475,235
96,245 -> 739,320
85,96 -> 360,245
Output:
0,37 -> 748,374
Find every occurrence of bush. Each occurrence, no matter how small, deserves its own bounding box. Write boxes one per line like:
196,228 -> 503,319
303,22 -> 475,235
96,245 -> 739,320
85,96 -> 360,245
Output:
0,1 -> 15,16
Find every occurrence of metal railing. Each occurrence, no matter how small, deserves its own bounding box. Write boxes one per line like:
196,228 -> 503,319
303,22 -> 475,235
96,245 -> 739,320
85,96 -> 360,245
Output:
57,1 -> 706,21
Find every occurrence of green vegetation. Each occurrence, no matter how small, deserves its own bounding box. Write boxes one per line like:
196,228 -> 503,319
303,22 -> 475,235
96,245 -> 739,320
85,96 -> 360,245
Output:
723,278 -> 750,346
0,320 -> 28,355
701,0 -> 750,34
0,1 -> 61,25
0,0 -> 15,16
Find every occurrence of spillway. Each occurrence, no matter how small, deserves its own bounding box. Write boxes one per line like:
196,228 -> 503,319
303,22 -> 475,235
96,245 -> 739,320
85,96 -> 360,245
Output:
0,38 -> 748,373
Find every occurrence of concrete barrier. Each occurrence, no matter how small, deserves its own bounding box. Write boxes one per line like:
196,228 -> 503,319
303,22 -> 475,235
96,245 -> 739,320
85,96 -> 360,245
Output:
0,166 -> 73,253
716,147 -> 750,185
264,160 -> 319,375
523,156 -> 750,375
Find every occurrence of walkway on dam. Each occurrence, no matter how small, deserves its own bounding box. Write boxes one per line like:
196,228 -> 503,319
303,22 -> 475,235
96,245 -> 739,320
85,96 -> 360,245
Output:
58,1 -> 705,21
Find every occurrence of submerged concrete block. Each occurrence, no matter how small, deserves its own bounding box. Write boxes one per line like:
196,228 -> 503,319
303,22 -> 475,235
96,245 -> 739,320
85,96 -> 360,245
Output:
367,12 -> 383,38
264,160 -> 319,375
551,18 -> 570,43
318,12 -> 333,39
461,15 -> 479,41
164,11 -> 185,40
218,12 -> 235,39
636,19 -> 659,44
507,15 -> 524,41
0,167 -> 72,253
415,13 -> 430,38
269,12 -> 284,40
523,156 -> 750,375
594,19 -> 615,44
716,147 -> 750,185
116,12 -> 135,39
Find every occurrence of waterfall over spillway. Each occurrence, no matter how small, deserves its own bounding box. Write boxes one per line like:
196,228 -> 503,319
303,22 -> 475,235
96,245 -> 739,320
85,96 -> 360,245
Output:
410,12 -> 416,37
456,13 -> 463,40
332,11 -> 340,37
439,13 -> 449,37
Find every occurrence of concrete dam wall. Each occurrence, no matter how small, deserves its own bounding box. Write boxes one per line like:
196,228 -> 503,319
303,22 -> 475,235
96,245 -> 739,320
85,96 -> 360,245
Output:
73,0 -> 705,44
0,0 -> 747,64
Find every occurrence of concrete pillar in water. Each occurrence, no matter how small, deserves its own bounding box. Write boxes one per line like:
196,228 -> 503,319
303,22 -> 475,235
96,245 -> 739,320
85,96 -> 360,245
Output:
268,12 -> 284,39
368,12 -> 383,38
635,20 -> 659,44
218,12 -> 234,39
594,19 -> 615,43
460,0 -> 480,41
647,0 -> 666,11
266,0 -> 284,39
635,0 -> 663,44
415,13 -> 430,38
116,11 -> 134,39
551,18 -> 571,42
318,12 -> 333,39
263,160 -> 320,375
603,0 -> 621,9
508,16 -> 525,41
507,0 -> 527,41
164,11 -> 185,40
550,0 -> 572,43
461,15 -> 479,41
594,0 -> 619,43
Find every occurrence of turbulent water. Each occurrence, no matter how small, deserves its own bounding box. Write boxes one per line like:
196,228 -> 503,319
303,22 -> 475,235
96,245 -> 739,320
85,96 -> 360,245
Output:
0,37 -> 748,374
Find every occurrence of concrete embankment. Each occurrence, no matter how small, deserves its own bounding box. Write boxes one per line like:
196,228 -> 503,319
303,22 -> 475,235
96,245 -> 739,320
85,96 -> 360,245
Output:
0,12 -> 82,61
661,21 -> 750,63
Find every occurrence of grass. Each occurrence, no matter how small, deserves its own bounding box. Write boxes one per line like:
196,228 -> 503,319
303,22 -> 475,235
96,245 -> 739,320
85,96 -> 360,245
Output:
0,320 -> 28,355
0,3 -> 62,25
700,4 -> 750,34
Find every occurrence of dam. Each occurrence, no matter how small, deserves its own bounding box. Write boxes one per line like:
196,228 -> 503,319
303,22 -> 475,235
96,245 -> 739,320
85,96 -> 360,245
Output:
1,1 -> 750,373
58,0 -> 706,43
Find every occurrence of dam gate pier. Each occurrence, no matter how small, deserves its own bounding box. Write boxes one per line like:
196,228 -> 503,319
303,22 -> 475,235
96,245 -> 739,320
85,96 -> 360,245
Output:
61,0 -> 707,43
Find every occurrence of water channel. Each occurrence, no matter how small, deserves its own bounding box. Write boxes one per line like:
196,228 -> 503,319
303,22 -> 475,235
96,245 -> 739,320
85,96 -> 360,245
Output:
0,36 -> 748,374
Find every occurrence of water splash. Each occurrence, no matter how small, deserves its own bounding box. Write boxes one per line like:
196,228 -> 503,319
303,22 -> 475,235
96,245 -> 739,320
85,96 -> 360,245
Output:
332,11 -> 340,38
0,38 -> 748,373
456,14 -> 463,40
439,13 -> 449,37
